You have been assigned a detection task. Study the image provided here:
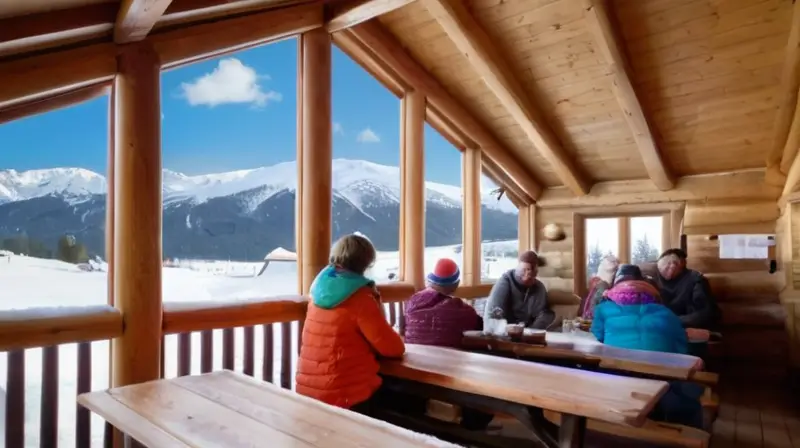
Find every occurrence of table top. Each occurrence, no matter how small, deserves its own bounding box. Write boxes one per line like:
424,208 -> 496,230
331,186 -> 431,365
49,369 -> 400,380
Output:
463,331 -> 703,381
77,370 -> 459,448
380,344 -> 669,427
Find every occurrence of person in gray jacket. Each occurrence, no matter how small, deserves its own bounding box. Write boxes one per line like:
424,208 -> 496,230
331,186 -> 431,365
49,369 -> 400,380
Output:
484,250 -> 555,329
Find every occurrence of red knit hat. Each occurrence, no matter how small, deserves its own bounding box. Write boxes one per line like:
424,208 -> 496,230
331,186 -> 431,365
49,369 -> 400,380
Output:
427,258 -> 460,286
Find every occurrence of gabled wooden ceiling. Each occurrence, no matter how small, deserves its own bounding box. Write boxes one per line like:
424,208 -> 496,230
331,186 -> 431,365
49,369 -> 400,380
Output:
376,0 -> 791,192
1,0 -> 798,204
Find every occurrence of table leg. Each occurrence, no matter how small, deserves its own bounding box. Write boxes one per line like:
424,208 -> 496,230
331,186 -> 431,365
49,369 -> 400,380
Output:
558,414 -> 586,448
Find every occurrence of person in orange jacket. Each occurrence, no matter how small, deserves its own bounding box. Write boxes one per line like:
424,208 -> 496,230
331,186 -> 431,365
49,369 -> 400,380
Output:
296,234 -> 407,411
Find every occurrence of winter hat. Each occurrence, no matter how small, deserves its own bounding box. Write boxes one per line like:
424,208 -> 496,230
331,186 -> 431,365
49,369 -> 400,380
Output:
613,264 -> 643,285
427,258 -> 461,286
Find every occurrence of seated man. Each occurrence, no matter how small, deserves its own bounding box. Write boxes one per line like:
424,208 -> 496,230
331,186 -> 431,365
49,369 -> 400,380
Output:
484,251 -> 555,329
655,248 -> 720,329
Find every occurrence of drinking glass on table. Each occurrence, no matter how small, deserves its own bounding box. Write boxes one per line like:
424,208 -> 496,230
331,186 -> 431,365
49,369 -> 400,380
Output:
561,318 -> 575,333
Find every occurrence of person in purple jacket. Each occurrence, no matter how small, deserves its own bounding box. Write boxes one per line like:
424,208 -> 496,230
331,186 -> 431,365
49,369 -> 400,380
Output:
403,258 -> 494,430
404,258 -> 483,347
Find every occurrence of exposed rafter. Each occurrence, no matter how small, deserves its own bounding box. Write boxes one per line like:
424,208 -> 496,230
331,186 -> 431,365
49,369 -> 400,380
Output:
115,0 -> 175,43
420,0 -> 589,196
332,29 -> 407,96
326,0 -> 416,33
766,0 -> 800,185
582,0 -> 674,191
346,21 -> 543,200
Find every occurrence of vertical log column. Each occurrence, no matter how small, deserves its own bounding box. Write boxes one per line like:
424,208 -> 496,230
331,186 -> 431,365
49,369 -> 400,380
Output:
299,28 -> 332,294
461,147 -> 482,285
112,42 -> 163,388
401,90 -> 426,289
517,204 -> 537,254
618,216 -> 630,264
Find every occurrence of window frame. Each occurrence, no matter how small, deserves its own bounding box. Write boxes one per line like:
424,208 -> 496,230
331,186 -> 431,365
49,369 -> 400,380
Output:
574,205 -> 681,297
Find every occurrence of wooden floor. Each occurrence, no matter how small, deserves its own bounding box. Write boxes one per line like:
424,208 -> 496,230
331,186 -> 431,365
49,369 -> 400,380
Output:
710,381 -> 800,448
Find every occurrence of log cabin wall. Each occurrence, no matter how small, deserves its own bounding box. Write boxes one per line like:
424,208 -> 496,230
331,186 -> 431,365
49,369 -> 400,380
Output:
777,201 -> 800,388
683,200 -> 785,380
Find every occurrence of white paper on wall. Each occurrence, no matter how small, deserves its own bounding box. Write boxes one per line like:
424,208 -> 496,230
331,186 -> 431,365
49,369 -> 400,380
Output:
718,234 -> 773,259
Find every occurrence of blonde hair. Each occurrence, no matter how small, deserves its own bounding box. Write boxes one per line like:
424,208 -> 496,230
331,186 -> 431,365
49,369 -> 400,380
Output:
596,255 -> 620,284
330,234 -> 376,274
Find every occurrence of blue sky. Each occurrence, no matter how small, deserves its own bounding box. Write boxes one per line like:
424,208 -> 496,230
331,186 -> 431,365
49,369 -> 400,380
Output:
0,37 -> 468,186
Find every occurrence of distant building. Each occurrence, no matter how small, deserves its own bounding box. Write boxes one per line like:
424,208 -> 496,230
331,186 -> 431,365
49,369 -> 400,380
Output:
257,247 -> 298,276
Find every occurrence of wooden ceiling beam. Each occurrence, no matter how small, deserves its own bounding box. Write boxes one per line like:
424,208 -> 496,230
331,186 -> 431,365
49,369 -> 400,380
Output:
346,20 -> 543,201
151,3 -> 322,69
582,0 -> 674,191
766,0 -> 800,185
0,3 -> 322,109
0,82 -> 110,126
326,0 -> 416,33
0,3 -> 117,48
115,0 -> 175,43
0,43 -> 117,110
420,0 -> 589,196
538,170 -> 780,209
332,29 -> 407,96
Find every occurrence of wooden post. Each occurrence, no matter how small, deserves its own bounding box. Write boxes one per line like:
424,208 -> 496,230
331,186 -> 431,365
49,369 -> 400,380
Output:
461,147 -> 482,285
401,90 -> 426,289
299,28 -> 332,294
518,206 -> 531,254
296,33 -> 305,294
572,213 -> 586,297
112,42 -> 163,388
618,216 -> 630,264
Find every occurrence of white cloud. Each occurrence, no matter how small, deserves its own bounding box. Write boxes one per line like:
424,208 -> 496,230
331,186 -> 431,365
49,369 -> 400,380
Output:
333,122 -> 344,135
180,58 -> 282,108
356,127 -> 380,143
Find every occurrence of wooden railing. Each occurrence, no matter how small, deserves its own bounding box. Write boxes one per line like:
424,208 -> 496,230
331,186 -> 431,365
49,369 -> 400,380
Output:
0,281 -> 494,447
0,305 -> 123,448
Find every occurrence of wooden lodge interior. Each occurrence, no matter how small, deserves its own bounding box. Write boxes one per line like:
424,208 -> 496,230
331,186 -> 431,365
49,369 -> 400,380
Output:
2,0 -> 800,447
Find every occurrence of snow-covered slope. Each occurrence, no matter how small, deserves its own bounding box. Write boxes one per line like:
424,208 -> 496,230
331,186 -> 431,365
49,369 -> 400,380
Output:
0,168 -> 106,204
0,159 -> 517,213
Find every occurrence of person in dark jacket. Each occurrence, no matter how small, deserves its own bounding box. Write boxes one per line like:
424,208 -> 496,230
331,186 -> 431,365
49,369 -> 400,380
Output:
655,248 -> 720,329
405,258 -> 482,347
484,251 -> 555,329
591,264 -> 704,429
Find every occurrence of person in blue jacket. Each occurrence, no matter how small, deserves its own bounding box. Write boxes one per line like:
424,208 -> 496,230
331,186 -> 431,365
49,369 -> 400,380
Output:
591,264 -> 704,429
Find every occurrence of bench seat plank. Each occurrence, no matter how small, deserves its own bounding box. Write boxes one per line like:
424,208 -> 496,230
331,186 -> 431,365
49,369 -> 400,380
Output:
543,410 -> 710,448
78,370 -> 459,448
380,344 -> 669,427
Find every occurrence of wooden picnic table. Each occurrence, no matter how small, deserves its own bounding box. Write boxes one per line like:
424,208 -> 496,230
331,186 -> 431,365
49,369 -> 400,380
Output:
462,331 -> 716,385
77,370 -> 459,448
379,344 -> 670,448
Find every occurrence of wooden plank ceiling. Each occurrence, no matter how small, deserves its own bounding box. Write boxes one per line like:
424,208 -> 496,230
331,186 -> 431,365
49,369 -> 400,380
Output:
377,0 -> 793,191
1,0 -> 798,200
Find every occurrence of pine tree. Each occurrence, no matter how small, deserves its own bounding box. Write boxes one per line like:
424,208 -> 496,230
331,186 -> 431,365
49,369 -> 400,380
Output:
57,234 -> 89,264
586,244 -> 603,280
632,234 -> 659,264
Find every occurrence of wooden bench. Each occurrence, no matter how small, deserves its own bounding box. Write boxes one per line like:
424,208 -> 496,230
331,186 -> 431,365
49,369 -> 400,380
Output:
77,370 -> 459,447
380,344 -> 671,448
542,410 -> 710,448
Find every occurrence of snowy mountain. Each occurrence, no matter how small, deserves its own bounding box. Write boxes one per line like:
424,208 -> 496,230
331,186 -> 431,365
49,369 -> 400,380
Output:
0,159 -> 519,260
0,159 -> 517,214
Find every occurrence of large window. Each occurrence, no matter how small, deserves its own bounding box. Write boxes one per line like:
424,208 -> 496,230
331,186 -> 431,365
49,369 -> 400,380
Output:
480,173 -> 518,281
160,40 -> 299,386
333,46 -> 401,283
585,215 -> 665,281
630,216 -> 663,264
0,92 -> 111,445
423,123 -> 463,277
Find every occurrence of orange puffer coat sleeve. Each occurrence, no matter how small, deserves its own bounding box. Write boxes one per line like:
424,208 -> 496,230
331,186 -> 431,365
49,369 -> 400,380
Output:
296,287 -> 405,409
